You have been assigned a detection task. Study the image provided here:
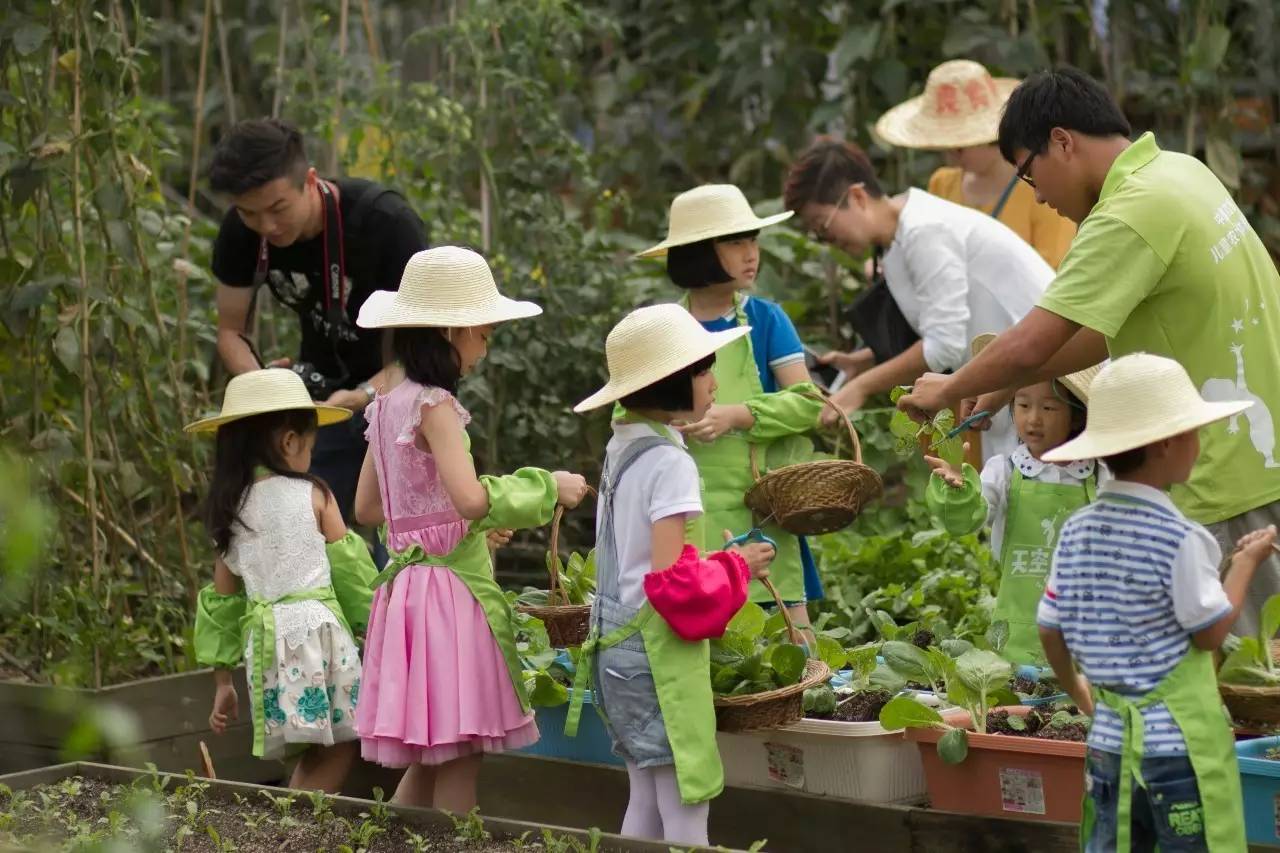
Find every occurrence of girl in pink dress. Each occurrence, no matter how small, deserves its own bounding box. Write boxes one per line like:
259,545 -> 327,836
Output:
353,246 -> 588,811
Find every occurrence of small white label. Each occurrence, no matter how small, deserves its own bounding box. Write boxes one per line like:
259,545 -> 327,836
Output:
764,742 -> 805,789
1000,767 -> 1047,815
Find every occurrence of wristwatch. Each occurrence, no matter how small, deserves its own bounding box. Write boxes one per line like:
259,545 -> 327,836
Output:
359,381 -> 377,402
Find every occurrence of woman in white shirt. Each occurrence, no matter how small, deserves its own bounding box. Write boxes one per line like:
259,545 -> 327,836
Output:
784,136 -> 1053,460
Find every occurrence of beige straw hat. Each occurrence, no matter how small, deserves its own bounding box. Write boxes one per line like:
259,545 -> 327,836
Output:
357,245 -> 542,329
574,303 -> 750,412
185,368 -> 352,433
1042,353 -> 1253,463
874,60 -> 1020,150
636,184 -> 793,259
971,333 -> 1104,404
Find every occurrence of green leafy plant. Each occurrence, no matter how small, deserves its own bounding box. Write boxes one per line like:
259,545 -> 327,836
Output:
1218,593 -> 1280,685
450,807 -> 490,843
517,548 -> 598,608
888,387 -> 964,465
710,603 -> 810,696
879,648 -> 1019,763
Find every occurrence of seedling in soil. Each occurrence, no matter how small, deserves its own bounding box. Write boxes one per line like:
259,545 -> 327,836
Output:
451,807 -> 491,843
304,789 -> 335,824
404,828 -> 435,852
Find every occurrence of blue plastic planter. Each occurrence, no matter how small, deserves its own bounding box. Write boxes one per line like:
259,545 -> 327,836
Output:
515,691 -> 623,767
1237,735 -> 1280,845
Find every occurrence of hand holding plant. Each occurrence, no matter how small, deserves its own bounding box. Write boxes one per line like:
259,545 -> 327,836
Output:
1233,525 -> 1278,571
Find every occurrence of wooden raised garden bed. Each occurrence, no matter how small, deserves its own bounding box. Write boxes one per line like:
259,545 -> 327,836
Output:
0,762 -> 702,852
0,668 -> 284,783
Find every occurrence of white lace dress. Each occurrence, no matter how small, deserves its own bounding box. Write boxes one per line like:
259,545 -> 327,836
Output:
226,476 -> 361,759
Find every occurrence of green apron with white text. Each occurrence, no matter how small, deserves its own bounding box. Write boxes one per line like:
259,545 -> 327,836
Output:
994,468 -> 1095,665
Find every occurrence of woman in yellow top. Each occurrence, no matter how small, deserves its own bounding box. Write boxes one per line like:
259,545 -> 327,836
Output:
876,59 -> 1076,269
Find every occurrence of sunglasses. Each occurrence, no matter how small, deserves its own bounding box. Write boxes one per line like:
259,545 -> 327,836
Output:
1015,150 -> 1037,189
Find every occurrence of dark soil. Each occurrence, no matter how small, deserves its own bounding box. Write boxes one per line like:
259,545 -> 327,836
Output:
985,707 -> 1089,743
911,630 -> 935,650
823,689 -> 892,723
1010,675 -> 1062,698
1264,747 -> 1280,761
0,776 -> 598,852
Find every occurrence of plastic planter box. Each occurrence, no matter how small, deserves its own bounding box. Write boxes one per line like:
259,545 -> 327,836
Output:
717,715 -> 926,804
906,707 -> 1086,823
1237,735 -> 1280,846
516,691 -> 622,767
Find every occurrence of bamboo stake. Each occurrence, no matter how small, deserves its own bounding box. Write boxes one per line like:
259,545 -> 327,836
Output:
272,2 -> 289,118
60,486 -> 167,578
212,0 -> 237,125
70,10 -> 103,691
360,0 -> 382,64
329,0 -> 350,177
110,0 -> 142,93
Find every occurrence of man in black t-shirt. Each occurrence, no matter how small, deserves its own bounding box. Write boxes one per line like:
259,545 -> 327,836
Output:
209,119 -> 427,529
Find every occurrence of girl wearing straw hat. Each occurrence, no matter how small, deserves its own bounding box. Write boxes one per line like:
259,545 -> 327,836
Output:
568,303 -> 757,845
637,184 -> 825,630
1034,353 -> 1274,852
188,368 -> 380,792
875,59 -> 1076,269
783,138 -> 1053,461
351,246 -> 589,812
924,335 -> 1105,665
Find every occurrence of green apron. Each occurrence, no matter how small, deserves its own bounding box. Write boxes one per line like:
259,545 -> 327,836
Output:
684,295 -> 804,604
994,467 -> 1096,665
241,587 -> 352,758
1086,647 -> 1245,852
566,433 -> 723,804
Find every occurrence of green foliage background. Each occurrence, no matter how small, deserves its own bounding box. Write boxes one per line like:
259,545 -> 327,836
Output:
1,0 -> 1275,684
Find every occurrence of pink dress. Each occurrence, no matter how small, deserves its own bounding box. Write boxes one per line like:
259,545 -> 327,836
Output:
356,381 -> 538,766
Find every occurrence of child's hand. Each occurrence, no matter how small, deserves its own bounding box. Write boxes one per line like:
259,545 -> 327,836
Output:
676,404 -> 749,443
723,529 -> 774,580
552,472 -> 589,508
487,528 -> 513,552
1233,525 -> 1278,569
209,682 -> 239,734
923,444 -> 969,489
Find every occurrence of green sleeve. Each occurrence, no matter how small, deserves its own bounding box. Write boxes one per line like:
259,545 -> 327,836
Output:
924,463 -> 988,537
476,468 -> 559,533
742,382 -> 824,442
326,531 -> 377,639
194,584 -> 246,669
1037,214 -> 1168,338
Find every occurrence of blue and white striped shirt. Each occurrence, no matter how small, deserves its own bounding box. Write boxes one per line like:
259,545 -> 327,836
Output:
1037,480 -> 1230,756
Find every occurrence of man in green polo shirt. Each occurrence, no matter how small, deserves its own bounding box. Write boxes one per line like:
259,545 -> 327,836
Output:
898,67 -> 1280,633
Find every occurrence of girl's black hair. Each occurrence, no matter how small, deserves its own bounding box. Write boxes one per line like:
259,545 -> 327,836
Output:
665,230 -> 760,290
393,326 -> 462,394
204,408 -> 328,555
620,353 -> 716,412
1053,383 -> 1088,440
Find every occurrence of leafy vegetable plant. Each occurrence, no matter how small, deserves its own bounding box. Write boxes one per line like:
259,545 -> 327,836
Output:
888,387 -> 964,465
1217,593 -> 1280,686
710,603 -> 810,696
516,549 -> 597,608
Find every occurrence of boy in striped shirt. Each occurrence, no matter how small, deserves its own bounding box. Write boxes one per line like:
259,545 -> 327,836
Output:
1036,353 -> 1274,852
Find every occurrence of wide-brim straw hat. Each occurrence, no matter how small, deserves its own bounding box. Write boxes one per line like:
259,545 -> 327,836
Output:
1042,353 -> 1253,462
185,368 -> 352,433
875,60 -> 1020,150
358,245 -> 542,329
971,333 -> 1103,404
575,303 -> 750,412
636,184 -> 793,259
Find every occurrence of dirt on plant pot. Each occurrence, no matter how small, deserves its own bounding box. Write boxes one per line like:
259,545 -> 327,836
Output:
0,776 -> 602,852
911,630 -> 935,650
819,689 -> 892,723
1010,675 -> 1062,698
985,707 -> 1089,743
1263,747 -> 1280,761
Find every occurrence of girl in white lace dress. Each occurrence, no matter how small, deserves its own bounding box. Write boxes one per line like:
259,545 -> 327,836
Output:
193,369 -> 365,792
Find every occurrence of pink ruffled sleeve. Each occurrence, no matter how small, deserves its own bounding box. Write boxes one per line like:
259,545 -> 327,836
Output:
398,386 -> 471,447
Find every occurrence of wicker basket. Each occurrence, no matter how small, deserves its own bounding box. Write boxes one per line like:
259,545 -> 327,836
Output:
516,490 -> 596,648
714,578 -> 832,733
1220,640 -> 1280,725
744,391 -> 883,536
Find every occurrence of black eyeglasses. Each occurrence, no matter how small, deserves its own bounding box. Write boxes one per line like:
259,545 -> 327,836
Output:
1016,151 -> 1037,189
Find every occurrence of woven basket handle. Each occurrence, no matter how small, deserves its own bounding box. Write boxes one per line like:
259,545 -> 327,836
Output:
749,390 -> 865,483
760,576 -> 805,647
546,486 -> 598,605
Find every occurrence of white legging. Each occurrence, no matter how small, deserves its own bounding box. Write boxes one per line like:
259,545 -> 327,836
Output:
620,761 -> 709,845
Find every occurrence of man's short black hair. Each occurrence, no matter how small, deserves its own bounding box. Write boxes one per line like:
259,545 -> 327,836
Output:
998,67 -> 1132,165
620,354 -> 716,412
209,118 -> 309,196
665,230 -> 759,290
1103,445 -> 1147,476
